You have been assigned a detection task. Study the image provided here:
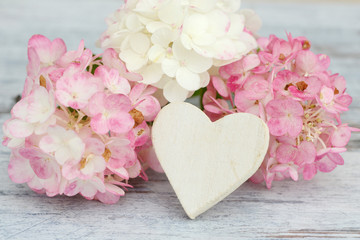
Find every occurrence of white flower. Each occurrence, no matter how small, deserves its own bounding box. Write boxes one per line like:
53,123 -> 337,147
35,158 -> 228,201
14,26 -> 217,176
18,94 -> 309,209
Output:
162,41 -> 212,91
99,0 -> 261,102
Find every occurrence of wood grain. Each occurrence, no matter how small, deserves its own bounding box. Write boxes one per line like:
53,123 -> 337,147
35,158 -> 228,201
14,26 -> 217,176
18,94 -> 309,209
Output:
0,0 -> 360,239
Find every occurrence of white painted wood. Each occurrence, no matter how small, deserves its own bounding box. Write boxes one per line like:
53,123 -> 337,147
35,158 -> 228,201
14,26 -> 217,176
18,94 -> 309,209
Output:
0,113 -> 359,239
0,0 -> 360,239
152,102 -> 269,219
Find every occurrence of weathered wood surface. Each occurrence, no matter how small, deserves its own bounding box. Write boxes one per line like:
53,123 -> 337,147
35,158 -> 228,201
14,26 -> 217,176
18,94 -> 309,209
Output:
0,0 -> 360,239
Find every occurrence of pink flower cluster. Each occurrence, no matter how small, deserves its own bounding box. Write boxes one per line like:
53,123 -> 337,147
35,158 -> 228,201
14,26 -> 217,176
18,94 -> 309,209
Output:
204,34 -> 359,188
3,35 -> 162,203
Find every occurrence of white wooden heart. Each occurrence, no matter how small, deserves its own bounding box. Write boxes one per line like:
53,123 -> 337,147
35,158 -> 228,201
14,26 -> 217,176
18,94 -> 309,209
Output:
152,102 -> 269,219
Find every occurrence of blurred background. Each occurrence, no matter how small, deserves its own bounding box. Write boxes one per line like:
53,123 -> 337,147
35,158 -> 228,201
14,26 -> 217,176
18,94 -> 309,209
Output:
0,0 -> 359,130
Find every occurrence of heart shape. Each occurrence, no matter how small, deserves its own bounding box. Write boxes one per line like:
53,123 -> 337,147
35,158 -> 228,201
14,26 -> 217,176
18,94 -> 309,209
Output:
152,102 -> 269,219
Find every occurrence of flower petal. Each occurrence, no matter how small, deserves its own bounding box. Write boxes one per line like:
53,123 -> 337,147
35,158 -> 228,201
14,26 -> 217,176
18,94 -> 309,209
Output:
163,79 -> 190,102
176,67 -> 201,91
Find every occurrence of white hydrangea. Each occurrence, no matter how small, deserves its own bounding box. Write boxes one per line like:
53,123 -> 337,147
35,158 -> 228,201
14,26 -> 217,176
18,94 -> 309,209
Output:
99,0 -> 261,102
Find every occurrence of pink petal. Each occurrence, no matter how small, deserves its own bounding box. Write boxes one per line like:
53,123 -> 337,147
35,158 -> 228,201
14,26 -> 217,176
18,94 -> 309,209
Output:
276,144 -> 297,164
267,117 -> 288,136
331,126 -> 351,147
296,141 -> 317,164
50,38 -> 67,61
108,112 -> 134,134
105,183 -> 125,196
302,164 -> 317,180
288,166 -> 299,181
328,153 -> 344,165
108,166 -> 129,179
96,191 -> 121,204
127,159 -> 141,178
8,151 -> 35,183
64,180 -> 81,196
129,83 -> 148,103
286,117 -> 303,137
132,121 -> 150,147
212,76 -> 229,98
88,92 -> 106,116
62,162 -> 80,180
28,35 -> 52,63
7,119 -> 34,138
19,148 -> 54,179
90,114 -> 109,134
85,138 -> 105,156
105,94 -> 132,112
135,96 -> 161,121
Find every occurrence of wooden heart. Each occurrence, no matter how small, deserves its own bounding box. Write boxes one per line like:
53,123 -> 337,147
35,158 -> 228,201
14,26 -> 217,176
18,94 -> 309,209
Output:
152,102 -> 269,219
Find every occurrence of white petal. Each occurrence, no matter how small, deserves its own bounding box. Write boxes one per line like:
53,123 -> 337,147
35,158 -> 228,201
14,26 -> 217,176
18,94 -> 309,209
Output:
176,67 -> 201,91
240,9 -> 262,33
234,32 -> 258,56
199,71 -> 210,88
192,33 -> 216,47
183,13 -> 208,36
125,13 -> 143,31
140,63 -> 163,84
151,27 -> 175,47
216,0 -> 241,13
161,58 -> 180,77
207,10 -> 230,37
188,0 -> 217,12
148,45 -> 166,63
92,156 -> 106,172
119,49 -> 148,71
185,52 -> 213,74
146,21 -> 170,33
227,13 -> 245,37
163,80 -> 189,102
158,0 -> 184,25
180,34 -> 193,50
152,75 -> 172,89
129,33 -> 150,55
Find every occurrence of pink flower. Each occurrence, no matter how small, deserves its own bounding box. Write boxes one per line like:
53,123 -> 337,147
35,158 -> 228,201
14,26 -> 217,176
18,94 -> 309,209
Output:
87,92 -> 135,134
39,126 -> 85,165
56,72 -> 100,109
62,138 -> 106,180
27,35 -> 66,76
6,86 -> 56,139
242,75 -> 269,100
266,99 -> 304,137
106,137 -> 137,174
128,83 -> 161,122
4,34 -> 163,203
206,33 -> 358,188
64,175 -> 106,199
317,86 -> 352,114
295,50 -> 330,77
273,70 -> 321,100
219,54 -> 260,92
8,150 -> 35,184
330,125 -> 352,147
95,66 -> 131,95
56,40 -> 92,71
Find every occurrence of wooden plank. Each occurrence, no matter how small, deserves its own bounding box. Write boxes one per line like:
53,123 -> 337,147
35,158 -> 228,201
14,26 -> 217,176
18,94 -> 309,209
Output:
0,0 -> 359,123
1,1 -> 360,238
0,112 -> 359,239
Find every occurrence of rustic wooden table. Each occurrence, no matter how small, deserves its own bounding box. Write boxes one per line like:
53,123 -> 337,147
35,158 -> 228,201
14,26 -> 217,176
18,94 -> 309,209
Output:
1,0 -> 359,239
